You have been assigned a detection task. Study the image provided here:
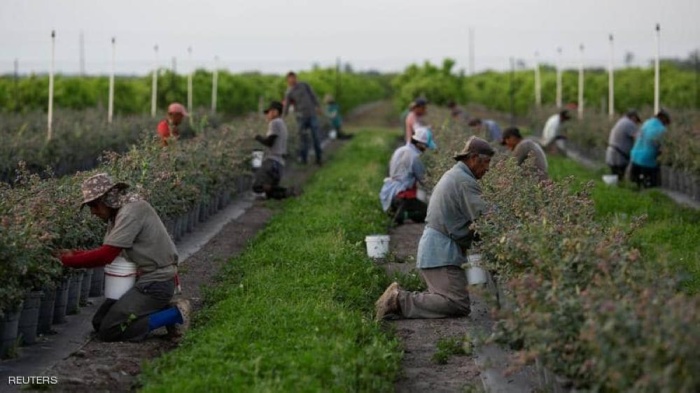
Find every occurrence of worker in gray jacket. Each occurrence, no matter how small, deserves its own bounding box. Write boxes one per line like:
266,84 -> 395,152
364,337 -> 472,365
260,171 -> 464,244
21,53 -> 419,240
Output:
605,110 -> 641,180
283,72 -> 323,166
375,137 -> 495,320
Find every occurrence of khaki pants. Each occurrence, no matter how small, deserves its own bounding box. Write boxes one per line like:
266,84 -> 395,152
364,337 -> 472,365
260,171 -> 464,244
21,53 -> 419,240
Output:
397,265 -> 470,319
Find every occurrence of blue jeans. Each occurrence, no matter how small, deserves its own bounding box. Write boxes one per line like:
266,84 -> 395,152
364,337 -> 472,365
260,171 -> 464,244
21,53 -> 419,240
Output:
296,115 -> 322,164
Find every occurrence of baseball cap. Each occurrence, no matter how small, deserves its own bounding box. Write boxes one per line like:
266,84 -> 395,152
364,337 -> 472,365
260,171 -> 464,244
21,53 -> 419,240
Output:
414,98 -> 428,107
625,109 -> 640,122
413,127 -> 437,150
500,127 -> 523,145
168,102 -> 188,116
264,101 -> 284,114
454,136 -> 495,160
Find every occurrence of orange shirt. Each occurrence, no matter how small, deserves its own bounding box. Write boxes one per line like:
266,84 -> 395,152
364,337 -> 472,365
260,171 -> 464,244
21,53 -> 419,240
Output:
157,120 -> 179,145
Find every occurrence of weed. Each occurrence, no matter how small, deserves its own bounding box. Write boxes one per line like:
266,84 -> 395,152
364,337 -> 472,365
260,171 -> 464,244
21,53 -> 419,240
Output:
432,336 -> 469,365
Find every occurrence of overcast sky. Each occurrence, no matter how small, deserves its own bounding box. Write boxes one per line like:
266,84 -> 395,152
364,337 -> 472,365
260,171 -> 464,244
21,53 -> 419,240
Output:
1,0 -> 698,75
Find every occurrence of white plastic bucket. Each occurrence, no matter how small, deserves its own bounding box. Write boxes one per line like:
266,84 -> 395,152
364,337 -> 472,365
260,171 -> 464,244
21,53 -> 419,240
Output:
104,257 -> 137,300
466,254 -> 487,285
602,174 -> 618,186
329,129 -> 338,140
252,150 -> 264,169
365,235 -> 390,259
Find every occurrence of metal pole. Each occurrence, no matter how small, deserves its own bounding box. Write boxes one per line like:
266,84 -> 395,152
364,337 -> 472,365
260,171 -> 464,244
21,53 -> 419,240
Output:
211,56 -> 218,113
187,46 -> 193,114
335,57 -> 341,104
509,57 -> 516,126
108,37 -> 115,124
151,45 -> 158,118
13,58 -> 19,112
653,24 -> 661,114
468,27 -> 475,75
47,30 -> 55,141
608,34 -> 615,118
556,47 -> 563,108
695,50 -> 700,109
578,44 -> 584,119
79,31 -> 86,76
534,51 -> 541,108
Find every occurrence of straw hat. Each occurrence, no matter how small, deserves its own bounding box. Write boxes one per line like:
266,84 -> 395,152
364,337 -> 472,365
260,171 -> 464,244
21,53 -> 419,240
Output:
80,173 -> 129,207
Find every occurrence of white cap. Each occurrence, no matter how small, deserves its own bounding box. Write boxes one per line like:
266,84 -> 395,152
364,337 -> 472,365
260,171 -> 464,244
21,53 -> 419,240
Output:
413,127 -> 437,149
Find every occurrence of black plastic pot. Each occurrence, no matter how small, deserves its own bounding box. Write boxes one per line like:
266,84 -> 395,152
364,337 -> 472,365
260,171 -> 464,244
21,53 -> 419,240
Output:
53,276 -> 71,324
37,285 -> 57,334
18,291 -> 42,346
66,271 -> 84,315
90,267 -> 105,297
80,269 -> 93,306
0,302 -> 24,359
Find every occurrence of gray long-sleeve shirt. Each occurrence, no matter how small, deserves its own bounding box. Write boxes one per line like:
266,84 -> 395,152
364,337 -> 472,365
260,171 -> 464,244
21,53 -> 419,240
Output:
417,162 -> 485,269
283,82 -> 319,117
605,116 -> 638,167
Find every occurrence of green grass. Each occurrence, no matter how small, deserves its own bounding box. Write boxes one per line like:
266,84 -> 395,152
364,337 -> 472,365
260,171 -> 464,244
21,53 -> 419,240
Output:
140,130 -> 402,392
548,156 -> 700,292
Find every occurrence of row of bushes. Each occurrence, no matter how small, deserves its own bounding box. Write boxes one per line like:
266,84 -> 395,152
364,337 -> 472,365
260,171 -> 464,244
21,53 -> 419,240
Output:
525,105 -> 700,177
0,115 -> 267,315
0,109 -> 214,183
420,111 -> 700,392
0,68 -> 390,116
392,59 -> 700,115
0,68 -> 388,183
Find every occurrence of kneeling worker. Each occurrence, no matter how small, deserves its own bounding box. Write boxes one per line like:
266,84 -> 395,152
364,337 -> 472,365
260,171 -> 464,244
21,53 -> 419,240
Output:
253,101 -> 298,199
60,173 -> 189,342
379,126 -> 436,225
376,137 -> 494,320
501,127 -> 549,181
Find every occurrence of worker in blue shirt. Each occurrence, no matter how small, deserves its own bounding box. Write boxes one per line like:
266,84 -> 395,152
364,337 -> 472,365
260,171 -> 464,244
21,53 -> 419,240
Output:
630,110 -> 671,188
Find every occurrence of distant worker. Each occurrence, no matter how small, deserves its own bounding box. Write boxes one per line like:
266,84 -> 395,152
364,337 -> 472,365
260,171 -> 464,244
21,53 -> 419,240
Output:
379,127 -> 437,225
157,103 -> 187,146
376,137 -> 495,320
324,94 -> 352,140
541,109 -> 572,153
253,101 -> 298,199
501,127 -> 549,181
400,101 -> 416,134
447,101 -> 468,122
405,98 -> 428,143
605,110 -> 642,180
630,110 -> 671,189
468,118 -> 502,143
283,72 -> 323,165
59,173 -> 189,342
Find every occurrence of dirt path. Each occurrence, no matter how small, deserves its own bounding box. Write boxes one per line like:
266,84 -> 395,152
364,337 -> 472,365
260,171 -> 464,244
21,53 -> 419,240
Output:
382,223 -> 485,393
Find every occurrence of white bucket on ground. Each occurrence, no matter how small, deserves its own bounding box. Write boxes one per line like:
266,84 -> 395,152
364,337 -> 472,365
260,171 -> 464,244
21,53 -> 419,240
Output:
365,235 -> 390,259
602,174 -> 618,186
104,257 -> 138,300
252,150 -> 264,169
329,129 -> 338,140
466,254 -> 487,285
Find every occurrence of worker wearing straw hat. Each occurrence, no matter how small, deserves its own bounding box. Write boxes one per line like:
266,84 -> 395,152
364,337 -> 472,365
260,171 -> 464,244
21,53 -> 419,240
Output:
376,137 -> 495,320
156,102 -> 188,146
58,173 -> 190,341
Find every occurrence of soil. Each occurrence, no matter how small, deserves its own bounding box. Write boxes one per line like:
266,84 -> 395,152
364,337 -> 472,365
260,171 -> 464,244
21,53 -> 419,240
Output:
382,222 -> 486,393
35,142 -> 341,393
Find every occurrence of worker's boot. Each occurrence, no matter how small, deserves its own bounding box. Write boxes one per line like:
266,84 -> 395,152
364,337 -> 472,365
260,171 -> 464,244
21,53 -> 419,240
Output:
166,298 -> 191,340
